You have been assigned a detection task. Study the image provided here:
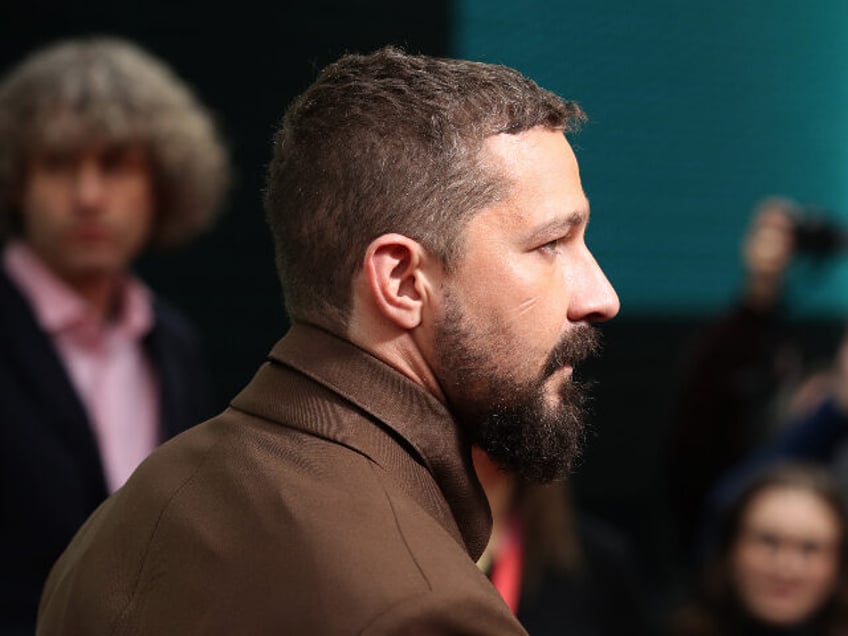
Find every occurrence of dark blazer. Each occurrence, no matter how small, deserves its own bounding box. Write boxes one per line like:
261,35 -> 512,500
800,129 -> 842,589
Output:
0,268 -> 213,635
37,324 -> 526,635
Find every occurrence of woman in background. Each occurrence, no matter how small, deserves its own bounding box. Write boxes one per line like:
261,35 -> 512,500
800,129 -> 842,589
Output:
673,462 -> 848,635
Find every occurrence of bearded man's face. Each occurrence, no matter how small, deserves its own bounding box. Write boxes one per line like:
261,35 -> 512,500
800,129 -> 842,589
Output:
430,128 -> 618,481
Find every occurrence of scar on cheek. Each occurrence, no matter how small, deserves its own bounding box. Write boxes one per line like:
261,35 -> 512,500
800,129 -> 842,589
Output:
516,296 -> 539,316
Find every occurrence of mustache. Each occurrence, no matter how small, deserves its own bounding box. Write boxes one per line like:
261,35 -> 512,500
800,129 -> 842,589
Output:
542,324 -> 601,378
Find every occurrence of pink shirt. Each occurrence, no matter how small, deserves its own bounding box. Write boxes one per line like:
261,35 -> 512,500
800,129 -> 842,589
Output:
4,241 -> 159,493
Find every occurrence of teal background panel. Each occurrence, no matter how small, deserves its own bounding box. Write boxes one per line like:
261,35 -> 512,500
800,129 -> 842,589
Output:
453,1 -> 848,317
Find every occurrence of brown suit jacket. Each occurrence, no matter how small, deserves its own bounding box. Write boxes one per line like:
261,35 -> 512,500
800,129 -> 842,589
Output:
37,324 -> 526,635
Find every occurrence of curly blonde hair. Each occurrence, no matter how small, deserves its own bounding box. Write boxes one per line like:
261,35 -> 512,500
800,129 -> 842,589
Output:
0,36 -> 230,246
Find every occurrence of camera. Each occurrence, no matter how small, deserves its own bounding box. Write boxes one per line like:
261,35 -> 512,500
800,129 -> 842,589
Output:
791,210 -> 848,256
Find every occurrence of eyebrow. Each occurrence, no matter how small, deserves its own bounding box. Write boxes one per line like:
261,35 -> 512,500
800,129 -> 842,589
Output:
524,209 -> 589,245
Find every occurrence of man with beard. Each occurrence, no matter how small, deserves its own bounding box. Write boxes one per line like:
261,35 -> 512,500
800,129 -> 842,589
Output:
38,47 -> 619,634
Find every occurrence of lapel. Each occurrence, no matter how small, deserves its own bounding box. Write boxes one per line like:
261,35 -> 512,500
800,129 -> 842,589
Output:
143,308 -> 180,442
142,299 -> 214,441
0,268 -> 107,497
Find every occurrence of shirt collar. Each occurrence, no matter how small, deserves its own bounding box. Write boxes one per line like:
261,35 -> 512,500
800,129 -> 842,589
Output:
2,240 -> 154,339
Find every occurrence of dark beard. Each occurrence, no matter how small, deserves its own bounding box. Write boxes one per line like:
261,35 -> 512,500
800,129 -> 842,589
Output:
435,300 -> 600,483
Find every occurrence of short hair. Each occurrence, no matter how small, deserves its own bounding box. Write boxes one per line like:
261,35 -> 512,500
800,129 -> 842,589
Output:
0,37 -> 230,246
264,46 -> 584,332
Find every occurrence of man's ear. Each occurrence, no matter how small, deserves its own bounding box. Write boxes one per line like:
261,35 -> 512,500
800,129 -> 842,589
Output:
363,233 -> 435,330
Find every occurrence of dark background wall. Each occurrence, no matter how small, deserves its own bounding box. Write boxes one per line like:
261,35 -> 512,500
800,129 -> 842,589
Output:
3,0 -> 847,615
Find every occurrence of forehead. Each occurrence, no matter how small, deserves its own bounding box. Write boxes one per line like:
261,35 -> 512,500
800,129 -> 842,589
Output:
743,486 -> 841,539
473,127 -> 588,229
484,125 -> 576,164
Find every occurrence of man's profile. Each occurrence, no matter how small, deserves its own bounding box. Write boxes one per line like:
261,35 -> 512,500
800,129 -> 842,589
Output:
0,37 -> 229,634
37,47 -> 618,634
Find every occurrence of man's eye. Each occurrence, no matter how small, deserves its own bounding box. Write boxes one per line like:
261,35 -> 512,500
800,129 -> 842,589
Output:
540,239 -> 560,253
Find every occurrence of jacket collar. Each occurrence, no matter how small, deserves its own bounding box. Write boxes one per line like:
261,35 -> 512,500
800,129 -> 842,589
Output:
233,323 -> 492,560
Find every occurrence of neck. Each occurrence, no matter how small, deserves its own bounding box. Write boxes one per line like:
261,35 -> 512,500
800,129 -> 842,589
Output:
346,311 -> 446,404
351,330 -> 447,403
66,272 -> 123,324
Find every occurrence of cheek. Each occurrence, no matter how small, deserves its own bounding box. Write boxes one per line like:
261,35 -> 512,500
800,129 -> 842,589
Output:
498,272 -> 569,336
451,255 -> 570,363
22,180 -> 61,218
129,204 -> 155,242
805,557 -> 839,594
21,198 -> 65,246
731,545 -> 770,596
785,558 -> 840,623
114,183 -> 155,243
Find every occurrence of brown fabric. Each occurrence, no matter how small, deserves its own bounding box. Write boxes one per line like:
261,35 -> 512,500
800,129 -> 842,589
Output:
37,324 -> 526,635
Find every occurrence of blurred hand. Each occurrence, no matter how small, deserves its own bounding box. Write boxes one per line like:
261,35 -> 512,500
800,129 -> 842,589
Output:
742,197 -> 798,310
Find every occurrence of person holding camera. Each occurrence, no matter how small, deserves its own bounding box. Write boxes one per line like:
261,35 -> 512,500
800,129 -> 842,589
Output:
665,197 -> 846,562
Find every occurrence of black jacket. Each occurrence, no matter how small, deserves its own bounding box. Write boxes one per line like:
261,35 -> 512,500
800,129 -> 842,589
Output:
0,268 -> 213,634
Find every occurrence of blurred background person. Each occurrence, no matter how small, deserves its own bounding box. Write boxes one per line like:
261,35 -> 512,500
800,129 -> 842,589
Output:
667,197 -> 847,558
671,462 -> 848,636
758,330 -> 848,491
0,37 -> 230,634
701,327 -> 848,559
473,447 -> 649,635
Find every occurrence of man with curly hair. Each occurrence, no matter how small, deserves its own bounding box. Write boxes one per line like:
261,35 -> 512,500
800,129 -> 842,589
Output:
0,37 -> 230,633
38,47 -> 617,634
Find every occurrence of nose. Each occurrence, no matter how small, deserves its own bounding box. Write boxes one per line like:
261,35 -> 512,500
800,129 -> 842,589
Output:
73,159 -> 106,210
772,544 -> 806,577
567,246 -> 620,323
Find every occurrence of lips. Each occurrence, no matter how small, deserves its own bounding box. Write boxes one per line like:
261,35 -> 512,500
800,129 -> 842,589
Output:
763,581 -> 799,598
70,224 -> 111,242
